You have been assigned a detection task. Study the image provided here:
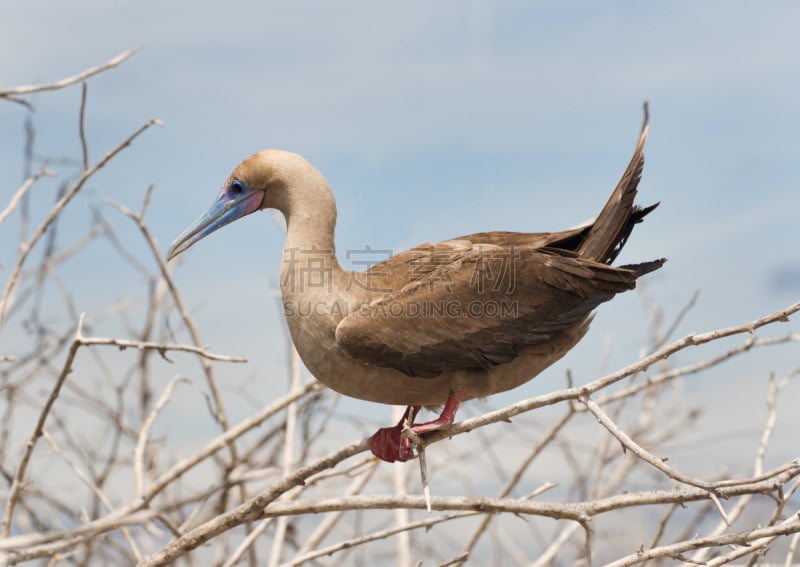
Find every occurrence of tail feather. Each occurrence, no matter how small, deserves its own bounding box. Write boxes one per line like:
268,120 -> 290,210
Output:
577,102 -> 651,264
620,257 -> 667,277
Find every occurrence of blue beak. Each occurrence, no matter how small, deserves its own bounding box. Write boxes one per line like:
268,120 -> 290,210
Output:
166,182 -> 264,261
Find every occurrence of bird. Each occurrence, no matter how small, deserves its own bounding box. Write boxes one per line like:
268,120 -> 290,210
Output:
167,107 -> 664,463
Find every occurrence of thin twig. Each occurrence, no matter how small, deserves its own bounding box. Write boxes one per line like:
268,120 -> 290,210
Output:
79,82 -> 89,171
104,196 -> 234,457
138,440 -> 370,566
459,408 -> 575,563
2,314 -> 86,537
78,335 -> 247,363
266,343 -> 302,567
142,382 -> 320,503
0,48 -> 140,98
0,386 -> 320,558
42,431 -> 142,562
0,118 -> 162,323
290,460 -> 379,562
417,300 -> 800,451
135,376 -> 188,495
281,511 -> 478,567
0,167 -> 55,225
605,516 -> 800,567
580,396 -> 723,494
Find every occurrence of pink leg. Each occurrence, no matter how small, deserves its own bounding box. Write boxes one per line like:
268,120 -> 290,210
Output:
367,394 -> 461,463
407,394 -> 460,435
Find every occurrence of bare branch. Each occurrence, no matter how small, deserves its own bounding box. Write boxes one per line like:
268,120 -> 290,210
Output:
606,516 -> 800,567
2,314 -> 87,537
42,431 -> 142,562
0,48 -> 140,98
139,453 -> 800,565
417,299 -> 800,451
0,167 -> 54,225
0,118 -> 163,323
139,440 -> 369,566
105,195 -> 235,453
134,376 -> 188,495
79,82 -> 89,171
78,335 -> 247,363
282,511 -> 477,567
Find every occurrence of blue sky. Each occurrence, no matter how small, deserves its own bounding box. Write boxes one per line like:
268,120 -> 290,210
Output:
2,2 -> 799,463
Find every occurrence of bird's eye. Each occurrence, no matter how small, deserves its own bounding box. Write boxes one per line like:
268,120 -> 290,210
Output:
230,180 -> 245,195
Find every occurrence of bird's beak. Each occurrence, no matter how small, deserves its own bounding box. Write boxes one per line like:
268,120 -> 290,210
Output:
166,184 -> 264,261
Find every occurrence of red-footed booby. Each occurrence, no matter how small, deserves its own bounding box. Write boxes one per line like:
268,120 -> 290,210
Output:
167,108 -> 664,463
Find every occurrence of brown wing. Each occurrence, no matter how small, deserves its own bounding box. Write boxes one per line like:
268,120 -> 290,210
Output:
335,242 -> 661,378
354,226 -> 590,294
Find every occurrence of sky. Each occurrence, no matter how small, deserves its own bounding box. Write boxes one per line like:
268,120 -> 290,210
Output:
2,1 -> 799,489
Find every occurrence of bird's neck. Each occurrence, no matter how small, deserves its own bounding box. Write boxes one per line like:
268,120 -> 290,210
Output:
279,178 -> 347,303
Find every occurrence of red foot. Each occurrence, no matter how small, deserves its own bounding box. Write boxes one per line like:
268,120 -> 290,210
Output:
367,394 -> 461,462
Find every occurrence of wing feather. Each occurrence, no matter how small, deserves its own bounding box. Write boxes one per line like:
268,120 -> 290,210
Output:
335,240 -> 648,378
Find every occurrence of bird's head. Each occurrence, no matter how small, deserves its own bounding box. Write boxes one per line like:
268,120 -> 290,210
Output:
166,149 -> 319,261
